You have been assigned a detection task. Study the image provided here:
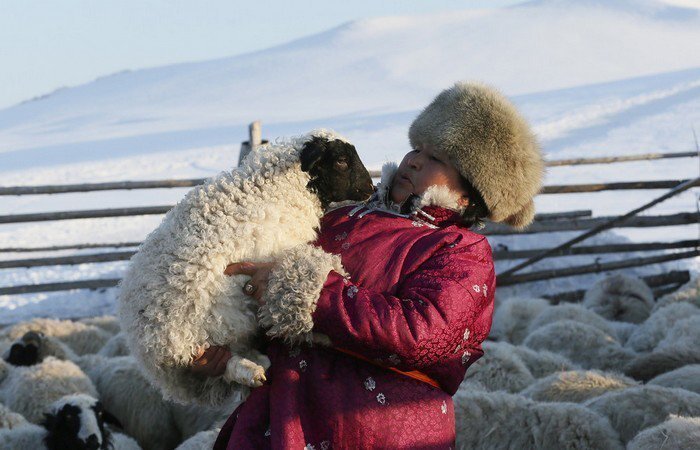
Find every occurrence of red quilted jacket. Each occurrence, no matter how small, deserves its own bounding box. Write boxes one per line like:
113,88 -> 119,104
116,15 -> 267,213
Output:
215,199 -> 495,449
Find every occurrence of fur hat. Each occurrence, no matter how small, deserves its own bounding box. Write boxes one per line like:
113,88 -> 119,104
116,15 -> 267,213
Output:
408,82 -> 545,229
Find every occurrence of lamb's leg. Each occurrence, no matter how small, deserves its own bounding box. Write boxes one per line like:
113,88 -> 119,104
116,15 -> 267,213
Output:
223,354 -> 267,387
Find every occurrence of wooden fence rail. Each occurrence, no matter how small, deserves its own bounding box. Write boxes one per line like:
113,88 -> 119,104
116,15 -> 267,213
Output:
1,177 -> 695,197
2,239 -> 697,270
497,249 -> 700,286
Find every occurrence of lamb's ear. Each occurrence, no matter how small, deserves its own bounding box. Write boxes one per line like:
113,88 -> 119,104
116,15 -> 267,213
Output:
102,409 -> 123,429
300,138 -> 326,172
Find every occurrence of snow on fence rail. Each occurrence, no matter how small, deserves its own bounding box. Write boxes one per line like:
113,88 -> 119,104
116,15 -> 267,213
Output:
0,146 -> 698,298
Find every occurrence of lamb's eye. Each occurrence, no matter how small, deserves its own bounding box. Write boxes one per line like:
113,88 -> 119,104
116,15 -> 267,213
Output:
335,160 -> 349,171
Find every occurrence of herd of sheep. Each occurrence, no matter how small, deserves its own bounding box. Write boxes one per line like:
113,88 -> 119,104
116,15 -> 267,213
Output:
0,272 -> 699,449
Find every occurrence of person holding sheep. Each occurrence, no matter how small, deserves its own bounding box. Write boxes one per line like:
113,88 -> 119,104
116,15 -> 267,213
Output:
193,82 -> 544,449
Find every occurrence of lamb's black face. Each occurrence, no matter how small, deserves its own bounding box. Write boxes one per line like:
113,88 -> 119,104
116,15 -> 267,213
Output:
5,331 -> 42,366
42,399 -> 118,450
300,136 -> 374,208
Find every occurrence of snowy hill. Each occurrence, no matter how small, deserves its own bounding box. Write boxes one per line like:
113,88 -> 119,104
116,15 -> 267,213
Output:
1,0 -> 699,321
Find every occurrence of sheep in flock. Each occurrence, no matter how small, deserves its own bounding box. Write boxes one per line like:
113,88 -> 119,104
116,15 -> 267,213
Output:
489,296 -> 550,344
582,274 -> 654,324
652,274 -> 700,312
584,385 -> 700,443
78,315 -> 121,337
174,428 -> 220,450
627,415 -> 700,450
525,303 -> 617,338
453,388 -> 624,449
520,370 -> 638,403
648,364 -> 700,395
624,315 -> 700,381
0,394 -> 139,450
522,320 -> 635,372
624,302 -> 699,353
0,318 -> 111,356
0,357 -> 97,424
0,402 -> 27,430
118,130 -> 373,405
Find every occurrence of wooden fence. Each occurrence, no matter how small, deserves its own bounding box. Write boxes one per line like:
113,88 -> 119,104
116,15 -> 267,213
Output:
1,127 -> 698,302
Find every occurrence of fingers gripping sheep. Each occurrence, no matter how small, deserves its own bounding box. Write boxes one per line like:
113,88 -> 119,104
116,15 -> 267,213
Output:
118,130 -> 374,405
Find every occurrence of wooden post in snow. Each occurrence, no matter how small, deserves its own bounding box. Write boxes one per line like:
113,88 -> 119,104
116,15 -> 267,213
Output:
238,121 -> 268,166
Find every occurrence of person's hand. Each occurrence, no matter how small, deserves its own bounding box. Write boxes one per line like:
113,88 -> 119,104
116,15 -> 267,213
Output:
189,345 -> 232,377
225,262 -> 274,306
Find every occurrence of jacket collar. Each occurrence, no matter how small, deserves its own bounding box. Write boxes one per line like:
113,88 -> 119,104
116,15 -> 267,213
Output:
355,162 -> 465,228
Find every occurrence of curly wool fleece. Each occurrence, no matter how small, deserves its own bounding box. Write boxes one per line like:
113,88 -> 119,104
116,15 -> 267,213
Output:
118,130 -> 347,406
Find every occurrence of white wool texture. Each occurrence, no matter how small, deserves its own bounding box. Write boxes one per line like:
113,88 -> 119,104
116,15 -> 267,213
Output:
118,130 -> 347,405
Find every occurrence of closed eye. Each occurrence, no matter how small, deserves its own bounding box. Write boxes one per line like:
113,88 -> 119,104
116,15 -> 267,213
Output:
334,160 -> 349,170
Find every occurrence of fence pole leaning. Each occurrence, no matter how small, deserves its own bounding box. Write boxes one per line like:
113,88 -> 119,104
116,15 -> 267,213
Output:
497,176 -> 700,278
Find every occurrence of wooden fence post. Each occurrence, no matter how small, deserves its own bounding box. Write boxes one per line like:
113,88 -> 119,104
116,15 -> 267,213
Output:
238,121 -> 268,166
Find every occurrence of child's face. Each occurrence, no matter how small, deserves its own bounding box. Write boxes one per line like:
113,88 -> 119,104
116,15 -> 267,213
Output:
391,143 -> 469,206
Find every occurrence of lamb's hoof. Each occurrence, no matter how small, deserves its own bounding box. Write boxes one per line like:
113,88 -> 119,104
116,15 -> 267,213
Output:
250,370 -> 267,387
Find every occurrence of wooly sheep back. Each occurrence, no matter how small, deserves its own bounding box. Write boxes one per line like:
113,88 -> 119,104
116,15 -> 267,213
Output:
75,355 -> 181,450
653,275 -> 700,312
625,315 -> 700,381
625,302 -> 700,353
0,402 -> 27,429
523,320 -> 635,372
606,320 -> 637,346
648,364 -> 700,395
521,370 -> 638,403
97,332 -> 131,358
526,303 -> 616,337
0,318 -> 111,355
583,274 -> 654,323
627,415 -> 700,450
463,341 -> 535,393
119,130 -> 372,406
584,385 -> 700,443
514,345 -> 578,378
489,296 -> 551,344
174,428 -> 220,450
78,315 -> 121,336
0,357 -> 97,424
453,389 -> 624,450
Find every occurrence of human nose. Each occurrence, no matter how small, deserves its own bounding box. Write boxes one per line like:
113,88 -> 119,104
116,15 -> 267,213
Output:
407,151 -> 421,169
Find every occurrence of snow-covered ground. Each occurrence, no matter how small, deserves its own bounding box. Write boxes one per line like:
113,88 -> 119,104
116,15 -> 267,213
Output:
1,0 -> 699,322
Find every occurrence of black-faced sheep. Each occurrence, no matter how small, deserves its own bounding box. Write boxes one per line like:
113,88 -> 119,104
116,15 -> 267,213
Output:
522,320 -> 635,372
520,370 -> 638,403
0,318 -> 112,356
118,130 -> 373,405
489,296 -> 551,344
627,415 -> 700,450
3,331 -> 77,366
583,274 -> 654,324
0,394 -> 135,450
584,385 -> 700,444
453,389 -> 624,449
624,315 -> 700,381
648,364 -> 700,395
0,357 -> 97,424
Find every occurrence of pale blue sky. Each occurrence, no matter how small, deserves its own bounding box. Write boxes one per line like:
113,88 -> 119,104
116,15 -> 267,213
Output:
0,0 -> 524,110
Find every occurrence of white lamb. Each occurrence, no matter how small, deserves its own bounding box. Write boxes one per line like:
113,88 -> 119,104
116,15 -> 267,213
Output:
625,302 -> 700,353
648,364 -> 700,395
522,320 -> 635,372
627,415 -> 700,450
453,389 -> 624,449
489,296 -> 551,344
584,385 -> 700,443
520,370 -> 638,403
118,130 -> 373,405
582,274 -> 654,324
0,357 -> 97,424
